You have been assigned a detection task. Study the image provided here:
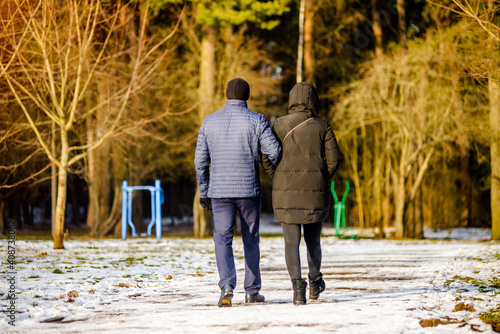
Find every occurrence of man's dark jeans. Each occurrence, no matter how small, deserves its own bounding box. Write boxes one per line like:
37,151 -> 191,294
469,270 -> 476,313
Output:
212,197 -> 261,295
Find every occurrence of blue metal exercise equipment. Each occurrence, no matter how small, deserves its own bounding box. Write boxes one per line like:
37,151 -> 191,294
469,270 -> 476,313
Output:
121,180 -> 164,241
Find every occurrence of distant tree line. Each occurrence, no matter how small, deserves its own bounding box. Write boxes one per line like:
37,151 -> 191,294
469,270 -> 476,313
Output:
0,0 -> 498,248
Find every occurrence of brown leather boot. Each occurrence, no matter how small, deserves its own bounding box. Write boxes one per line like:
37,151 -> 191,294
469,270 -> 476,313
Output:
218,284 -> 233,307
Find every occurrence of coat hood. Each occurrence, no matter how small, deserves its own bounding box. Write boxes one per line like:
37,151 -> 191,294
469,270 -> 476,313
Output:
288,82 -> 319,117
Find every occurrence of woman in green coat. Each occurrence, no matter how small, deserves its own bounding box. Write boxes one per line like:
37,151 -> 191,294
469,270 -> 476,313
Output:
263,82 -> 342,305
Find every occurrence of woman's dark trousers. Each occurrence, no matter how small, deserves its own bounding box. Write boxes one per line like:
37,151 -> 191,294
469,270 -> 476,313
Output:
281,221 -> 323,280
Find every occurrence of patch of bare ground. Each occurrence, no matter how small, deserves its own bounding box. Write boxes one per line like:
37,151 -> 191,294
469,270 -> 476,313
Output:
420,302 -> 485,331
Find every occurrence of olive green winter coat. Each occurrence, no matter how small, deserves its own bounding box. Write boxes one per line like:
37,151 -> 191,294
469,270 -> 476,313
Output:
263,82 -> 342,224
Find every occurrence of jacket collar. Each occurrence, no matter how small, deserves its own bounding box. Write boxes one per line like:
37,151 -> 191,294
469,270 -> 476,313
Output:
226,99 -> 248,108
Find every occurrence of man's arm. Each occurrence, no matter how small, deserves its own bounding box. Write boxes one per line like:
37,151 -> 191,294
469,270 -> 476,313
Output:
194,124 -> 210,197
258,116 -> 281,167
260,122 -> 281,179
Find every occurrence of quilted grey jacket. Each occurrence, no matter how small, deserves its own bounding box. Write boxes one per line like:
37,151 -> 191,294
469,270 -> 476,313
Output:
195,99 -> 281,198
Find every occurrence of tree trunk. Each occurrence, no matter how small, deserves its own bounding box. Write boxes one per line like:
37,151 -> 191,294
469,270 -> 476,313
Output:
98,184 -> 122,237
296,0 -> 305,83
54,129 -> 69,249
488,0 -> 499,239
193,25 -> 216,237
224,24 -> 235,76
51,121 -> 57,237
106,140 -> 127,237
394,171 -> 405,238
199,26 -> 216,120
345,134 -> 364,230
303,0 -> 315,84
394,136 -> 409,238
193,188 -> 200,237
193,187 -> 212,237
409,149 -> 434,238
413,161 -> 424,239
459,116 -> 471,228
98,145 -> 127,237
132,181 -> 144,233
374,130 -> 384,237
371,0 -> 383,57
396,0 -> 407,54
69,175 -> 80,225
490,76 -> 500,240
383,158 -> 391,235
94,137 -> 112,234
411,76 -> 428,239
22,201 -> 32,226
406,158 -> 423,239
86,112 -> 98,233
361,125 -> 369,229
395,0 -> 408,237
86,0 -> 132,236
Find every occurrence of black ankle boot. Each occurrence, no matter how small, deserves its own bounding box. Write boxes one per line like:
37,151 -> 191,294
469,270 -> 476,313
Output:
245,293 -> 265,303
309,273 -> 325,300
291,278 -> 307,305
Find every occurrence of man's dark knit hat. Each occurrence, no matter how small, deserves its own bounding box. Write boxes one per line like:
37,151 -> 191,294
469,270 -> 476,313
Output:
226,78 -> 250,101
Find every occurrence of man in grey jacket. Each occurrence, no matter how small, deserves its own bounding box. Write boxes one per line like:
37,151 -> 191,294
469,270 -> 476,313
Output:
195,78 -> 281,307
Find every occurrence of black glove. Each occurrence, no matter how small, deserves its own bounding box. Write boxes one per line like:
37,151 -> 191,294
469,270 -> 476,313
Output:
200,198 -> 212,211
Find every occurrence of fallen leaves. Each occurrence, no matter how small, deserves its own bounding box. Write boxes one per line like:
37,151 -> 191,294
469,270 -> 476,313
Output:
68,291 -> 79,298
421,302 -> 478,329
60,290 -> 79,302
454,302 -> 477,312
420,318 -> 451,327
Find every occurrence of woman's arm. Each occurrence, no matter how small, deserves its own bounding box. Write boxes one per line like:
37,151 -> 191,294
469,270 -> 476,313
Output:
324,126 -> 342,179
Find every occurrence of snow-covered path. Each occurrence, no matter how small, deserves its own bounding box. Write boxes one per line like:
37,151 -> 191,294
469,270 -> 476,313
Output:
1,235 -> 499,333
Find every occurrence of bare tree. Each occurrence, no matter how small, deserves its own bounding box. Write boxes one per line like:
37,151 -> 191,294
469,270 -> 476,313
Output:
371,0 -> 383,58
0,0 -> 181,248
332,30 -> 484,238
428,0 -> 500,240
396,0 -> 407,54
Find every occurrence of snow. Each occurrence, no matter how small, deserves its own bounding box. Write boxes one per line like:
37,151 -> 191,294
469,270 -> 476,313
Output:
1,222 -> 499,333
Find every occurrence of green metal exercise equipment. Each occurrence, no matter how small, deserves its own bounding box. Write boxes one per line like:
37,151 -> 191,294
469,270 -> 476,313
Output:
331,181 -> 355,238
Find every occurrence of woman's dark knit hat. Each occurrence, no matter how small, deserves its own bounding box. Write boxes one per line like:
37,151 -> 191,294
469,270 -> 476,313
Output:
226,78 -> 250,101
